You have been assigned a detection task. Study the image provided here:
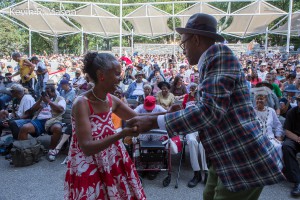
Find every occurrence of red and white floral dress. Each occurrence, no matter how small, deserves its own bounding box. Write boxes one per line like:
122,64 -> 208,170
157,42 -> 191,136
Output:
64,95 -> 146,200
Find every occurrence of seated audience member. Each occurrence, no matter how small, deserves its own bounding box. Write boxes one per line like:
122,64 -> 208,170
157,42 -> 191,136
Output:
71,69 -> 86,91
265,73 -> 282,98
279,97 -> 292,118
282,94 -> 300,197
125,71 -> 147,99
253,82 -> 280,114
111,88 -> 127,133
250,70 -> 262,87
156,81 -> 174,110
6,84 -> 35,119
137,84 -> 152,106
187,73 -> 199,93
0,73 -> 14,110
0,84 -> 35,139
59,79 -> 76,110
57,73 -> 71,93
182,84 -> 208,187
78,73 -> 94,94
170,76 -> 187,101
253,92 -> 284,161
18,83 -> 66,161
151,75 -> 163,96
282,72 -> 296,91
283,84 -> 300,108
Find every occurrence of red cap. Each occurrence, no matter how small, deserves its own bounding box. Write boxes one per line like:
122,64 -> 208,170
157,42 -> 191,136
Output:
143,96 -> 156,111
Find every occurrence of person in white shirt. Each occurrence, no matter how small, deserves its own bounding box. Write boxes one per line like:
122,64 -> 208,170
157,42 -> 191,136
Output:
257,62 -> 268,81
71,69 -> 86,90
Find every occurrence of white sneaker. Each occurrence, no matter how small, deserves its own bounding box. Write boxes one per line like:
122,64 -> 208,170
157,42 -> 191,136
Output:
47,149 -> 59,162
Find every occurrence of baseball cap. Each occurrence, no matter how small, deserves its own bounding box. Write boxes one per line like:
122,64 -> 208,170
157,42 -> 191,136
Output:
143,96 -> 156,111
60,79 -> 69,85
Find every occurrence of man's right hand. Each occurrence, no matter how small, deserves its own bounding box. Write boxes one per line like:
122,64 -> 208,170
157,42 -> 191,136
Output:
126,115 -> 158,133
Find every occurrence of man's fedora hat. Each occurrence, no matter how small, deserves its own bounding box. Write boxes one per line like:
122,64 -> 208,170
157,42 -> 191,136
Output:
175,13 -> 224,42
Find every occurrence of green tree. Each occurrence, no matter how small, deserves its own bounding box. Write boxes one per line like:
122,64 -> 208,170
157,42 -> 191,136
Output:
0,17 -> 27,55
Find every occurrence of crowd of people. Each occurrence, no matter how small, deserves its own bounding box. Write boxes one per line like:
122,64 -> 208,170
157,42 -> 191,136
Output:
0,13 -> 300,200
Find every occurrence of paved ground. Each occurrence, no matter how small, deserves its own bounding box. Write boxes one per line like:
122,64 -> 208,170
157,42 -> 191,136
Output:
0,152 -> 297,200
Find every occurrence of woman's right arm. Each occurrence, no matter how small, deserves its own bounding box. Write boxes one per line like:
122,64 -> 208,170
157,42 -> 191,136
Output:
73,97 -> 138,156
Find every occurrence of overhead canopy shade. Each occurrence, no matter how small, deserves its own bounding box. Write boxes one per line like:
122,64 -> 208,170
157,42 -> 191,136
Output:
1,0 -> 78,35
176,2 -> 225,28
69,4 -> 129,37
124,5 -> 172,37
222,0 -> 286,38
270,11 -> 300,36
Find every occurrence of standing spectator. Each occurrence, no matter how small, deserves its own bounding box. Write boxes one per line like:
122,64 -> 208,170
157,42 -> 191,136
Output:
31,56 -> 49,99
11,52 -> 36,96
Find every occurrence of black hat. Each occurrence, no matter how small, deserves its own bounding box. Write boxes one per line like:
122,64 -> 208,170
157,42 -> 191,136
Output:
158,81 -> 171,90
30,56 -> 38,61
175,13 -> 224,42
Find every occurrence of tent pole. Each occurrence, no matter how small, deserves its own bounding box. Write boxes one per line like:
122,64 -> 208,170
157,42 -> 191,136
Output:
131,29 -> 134,56
172,2 -> 176,56
119,0 -> 123,57
265,27 -> 268,53
29,29 -> 32,57
81,28 -> 84,55
286,0 -> 293,53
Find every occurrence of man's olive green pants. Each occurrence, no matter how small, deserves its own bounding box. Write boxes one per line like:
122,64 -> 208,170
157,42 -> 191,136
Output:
203,166 -> 263,200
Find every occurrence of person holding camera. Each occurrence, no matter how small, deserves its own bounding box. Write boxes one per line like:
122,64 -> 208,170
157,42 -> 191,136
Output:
18,82 -> 66,161
0,84 -> 35,139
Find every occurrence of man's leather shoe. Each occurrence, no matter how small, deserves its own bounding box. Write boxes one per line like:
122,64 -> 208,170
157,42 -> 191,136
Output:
188,171 -> 202,188
291,183 -> 300,197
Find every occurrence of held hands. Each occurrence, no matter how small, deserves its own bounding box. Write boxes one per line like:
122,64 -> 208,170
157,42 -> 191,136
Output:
126,116 -> 158,134
168,104 -> 182,113
121,126 -> 139,138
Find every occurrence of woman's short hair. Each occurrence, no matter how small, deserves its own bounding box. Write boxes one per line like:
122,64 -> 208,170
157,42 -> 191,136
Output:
143,84 -> 152,90
83,52 -> 117,83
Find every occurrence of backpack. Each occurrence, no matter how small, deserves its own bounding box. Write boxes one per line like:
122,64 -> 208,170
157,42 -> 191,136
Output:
10,138 -> 44,167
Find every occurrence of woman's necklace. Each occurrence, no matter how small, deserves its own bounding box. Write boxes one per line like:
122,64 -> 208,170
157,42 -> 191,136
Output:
91,89 -> 107,103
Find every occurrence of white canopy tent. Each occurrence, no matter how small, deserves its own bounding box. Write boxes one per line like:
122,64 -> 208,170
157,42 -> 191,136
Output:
0,0 -> 297,55
222,0 -> 286,38
176,2 -> 226,27
69,4 -> 129,38
124,5 -> 173,38
0,0 -> 79,35
270,11 -> 300,36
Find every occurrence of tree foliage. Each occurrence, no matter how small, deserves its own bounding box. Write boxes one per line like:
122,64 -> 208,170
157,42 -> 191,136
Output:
0,0 -> 299,55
